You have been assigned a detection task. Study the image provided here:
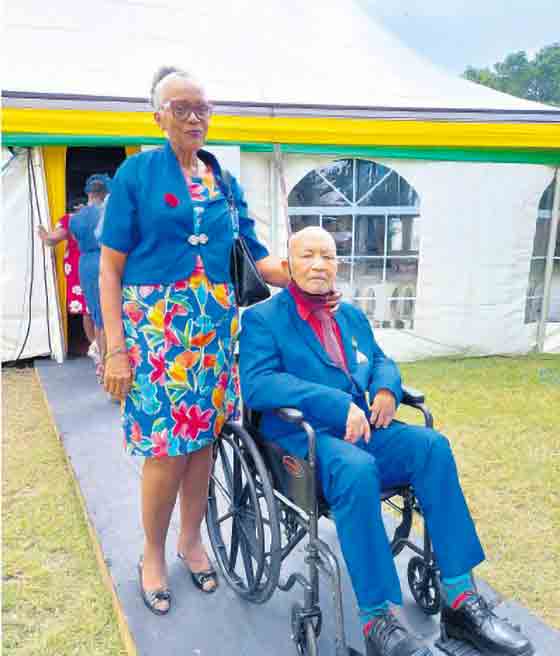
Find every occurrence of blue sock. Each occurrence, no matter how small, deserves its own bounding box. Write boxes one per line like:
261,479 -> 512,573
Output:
360,601 -> 390,635
441,572 -> 475,608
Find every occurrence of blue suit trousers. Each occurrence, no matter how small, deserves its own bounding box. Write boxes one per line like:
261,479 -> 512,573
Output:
315,420 -> 485,609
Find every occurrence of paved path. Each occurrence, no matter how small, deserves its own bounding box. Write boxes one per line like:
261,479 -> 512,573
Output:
37,358 -> 558,656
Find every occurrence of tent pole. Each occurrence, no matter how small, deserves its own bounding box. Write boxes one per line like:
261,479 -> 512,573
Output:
269,152 -> 279,256
537,168 -> 560,352
273,144 -> 290,255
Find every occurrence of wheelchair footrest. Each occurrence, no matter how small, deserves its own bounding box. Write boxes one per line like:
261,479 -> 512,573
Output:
434,637 -> 485,656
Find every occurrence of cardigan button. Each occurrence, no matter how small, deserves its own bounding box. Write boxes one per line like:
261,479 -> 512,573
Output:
187,233 -> 209,246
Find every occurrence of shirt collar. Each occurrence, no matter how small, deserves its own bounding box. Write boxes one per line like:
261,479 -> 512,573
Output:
288,282 -> 313,321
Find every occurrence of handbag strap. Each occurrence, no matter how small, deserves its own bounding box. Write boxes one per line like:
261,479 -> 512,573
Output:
220,169 -> 240,239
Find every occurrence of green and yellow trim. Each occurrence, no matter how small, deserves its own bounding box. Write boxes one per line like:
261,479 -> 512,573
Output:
4,107 -> 560,156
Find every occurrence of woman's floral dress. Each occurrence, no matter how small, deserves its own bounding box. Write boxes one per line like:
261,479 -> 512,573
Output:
56,214 -> 88,315
121,164 -> 239,457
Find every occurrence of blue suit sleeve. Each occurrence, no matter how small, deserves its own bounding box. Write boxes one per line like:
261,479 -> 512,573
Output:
357,311 -> 403,406
101,157 -> 139,253
230,175 -> 269,262
239,309 -> 352,433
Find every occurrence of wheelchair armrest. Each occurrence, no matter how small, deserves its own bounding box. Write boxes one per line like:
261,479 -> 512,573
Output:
401,385 -> 425,405
274,407 -> 305,425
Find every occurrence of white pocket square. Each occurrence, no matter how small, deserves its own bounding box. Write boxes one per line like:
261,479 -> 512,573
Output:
356,350 -> 369,364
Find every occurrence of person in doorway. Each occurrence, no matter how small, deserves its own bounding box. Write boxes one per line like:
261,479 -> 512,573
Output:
38,208 -> 98,361
239,226 -> 534,656
99,66 -> 291,615
69,174 -> 111,381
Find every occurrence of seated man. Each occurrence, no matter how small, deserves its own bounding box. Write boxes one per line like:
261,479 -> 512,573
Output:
239,227 -> 533,656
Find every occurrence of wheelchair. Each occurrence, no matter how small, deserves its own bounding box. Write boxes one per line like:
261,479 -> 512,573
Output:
206,386 -> 441,656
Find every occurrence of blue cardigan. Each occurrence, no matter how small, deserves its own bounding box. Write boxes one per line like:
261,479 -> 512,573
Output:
239,290 -> 404,458
101,143 -> 269,285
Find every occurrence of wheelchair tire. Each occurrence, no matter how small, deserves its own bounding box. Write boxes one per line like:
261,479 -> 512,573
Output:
207,421 -> 282,604
407,555 -> 441,615
291,603 -> 319,656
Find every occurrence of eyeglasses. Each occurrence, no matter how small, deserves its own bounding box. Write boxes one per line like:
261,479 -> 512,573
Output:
160,99 -> 213,121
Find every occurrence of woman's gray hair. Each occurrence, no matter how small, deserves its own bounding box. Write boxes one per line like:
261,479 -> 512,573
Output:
150,66 -> 191,109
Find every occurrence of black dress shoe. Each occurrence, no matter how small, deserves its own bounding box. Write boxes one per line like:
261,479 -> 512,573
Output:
441,594 -> 534,656
365,610 -> 433,656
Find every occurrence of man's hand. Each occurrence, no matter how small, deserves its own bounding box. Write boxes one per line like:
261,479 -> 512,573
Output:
104,352 -> 133,402
345,402 -> 371,444
370,389 -> 396,429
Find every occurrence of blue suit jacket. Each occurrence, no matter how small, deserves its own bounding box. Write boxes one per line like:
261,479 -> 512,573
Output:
239,290 -> 404,458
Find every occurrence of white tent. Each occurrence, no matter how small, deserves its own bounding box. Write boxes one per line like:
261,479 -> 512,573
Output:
3,0 -> 557,111
1,149 -> 65,362
3,0 -> 559,361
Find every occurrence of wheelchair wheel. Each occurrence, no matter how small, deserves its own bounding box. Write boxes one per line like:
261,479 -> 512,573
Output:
207,422 -> 281,604
291,603 -> 319,656
407,556 -> 441,615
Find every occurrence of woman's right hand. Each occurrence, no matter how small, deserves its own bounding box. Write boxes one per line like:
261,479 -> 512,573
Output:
104,351 -> 133,401
38,225 -> 53,246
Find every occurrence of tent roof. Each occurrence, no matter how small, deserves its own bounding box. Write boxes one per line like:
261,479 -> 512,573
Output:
4,0 -> 560,117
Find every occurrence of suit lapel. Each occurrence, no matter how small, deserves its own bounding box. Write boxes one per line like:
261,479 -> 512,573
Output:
333,308 -> 357,373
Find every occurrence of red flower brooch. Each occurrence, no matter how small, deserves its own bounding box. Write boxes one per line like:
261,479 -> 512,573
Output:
164,193 -> 179,208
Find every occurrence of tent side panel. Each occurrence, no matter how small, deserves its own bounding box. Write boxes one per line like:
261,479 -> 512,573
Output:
280,153 -> 554,360
240,152 -> 274,251
1,149 -> 64,362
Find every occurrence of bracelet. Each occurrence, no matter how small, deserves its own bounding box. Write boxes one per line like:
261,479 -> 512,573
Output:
104,346 -> 127,362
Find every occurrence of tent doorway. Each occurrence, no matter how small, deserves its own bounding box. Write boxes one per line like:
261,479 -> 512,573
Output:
65,146 -> 126,355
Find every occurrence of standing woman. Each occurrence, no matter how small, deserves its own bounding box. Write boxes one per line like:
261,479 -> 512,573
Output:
69,174 -> 111,380
38,207 -> 97,358
100,67 -> 287,615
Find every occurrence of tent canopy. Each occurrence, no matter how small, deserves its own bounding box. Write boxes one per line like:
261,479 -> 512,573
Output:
4,0 -> 560,115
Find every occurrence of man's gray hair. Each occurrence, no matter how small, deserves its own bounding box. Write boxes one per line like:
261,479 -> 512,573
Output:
150,66 -> 191,109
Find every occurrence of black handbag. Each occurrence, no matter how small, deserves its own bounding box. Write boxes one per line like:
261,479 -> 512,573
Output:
221,170 -> 271,307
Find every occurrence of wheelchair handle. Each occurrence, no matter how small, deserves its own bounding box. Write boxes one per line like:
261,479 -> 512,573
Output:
275,407 -> 305,425
401,385 -> 425,405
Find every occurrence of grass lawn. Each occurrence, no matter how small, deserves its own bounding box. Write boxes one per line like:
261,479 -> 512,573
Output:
397,354 -> 560,629
2,367 -> 127,656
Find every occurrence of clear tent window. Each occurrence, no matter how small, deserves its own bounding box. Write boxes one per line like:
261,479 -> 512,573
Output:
525,180 -> 560,324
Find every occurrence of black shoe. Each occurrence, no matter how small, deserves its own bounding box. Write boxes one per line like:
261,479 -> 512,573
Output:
364,610 -> 433,656
441,594 -> 534,656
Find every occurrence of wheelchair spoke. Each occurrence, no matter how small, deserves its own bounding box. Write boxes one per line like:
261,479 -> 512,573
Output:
236,515 -> 261,559
228,519 -> 240,571
238,524 -> 256,587
233,446 -> 242,502
216,509 -> 235,525
211,473 -> 233,504
218,440 -> 234,493
237,479 -> 251,506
